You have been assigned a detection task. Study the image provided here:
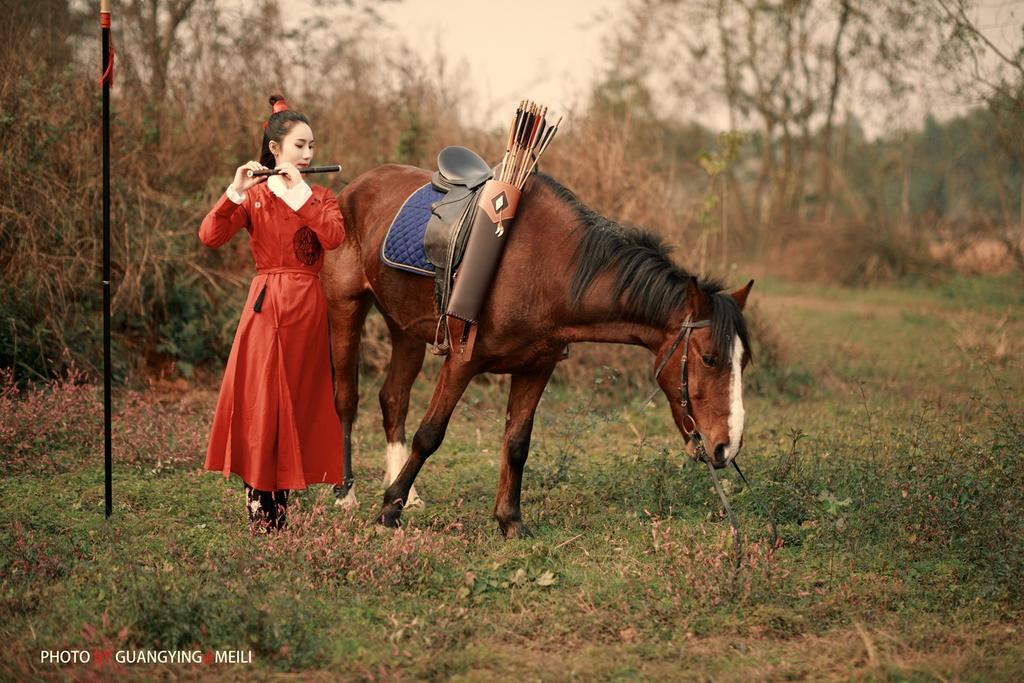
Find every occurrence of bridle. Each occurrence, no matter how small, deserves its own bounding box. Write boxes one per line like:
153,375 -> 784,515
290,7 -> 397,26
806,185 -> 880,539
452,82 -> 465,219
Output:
642,312 -> 780,566
644,314 -> 711,441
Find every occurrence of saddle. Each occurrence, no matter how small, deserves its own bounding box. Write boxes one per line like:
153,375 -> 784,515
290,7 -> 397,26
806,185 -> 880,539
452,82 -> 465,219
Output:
423,146 -> 494,352
432,146 -> 493,193
423,146 -> 492,267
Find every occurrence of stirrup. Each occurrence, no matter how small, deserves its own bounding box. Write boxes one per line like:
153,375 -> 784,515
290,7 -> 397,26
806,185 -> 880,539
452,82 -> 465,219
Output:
430,317 -> 450,356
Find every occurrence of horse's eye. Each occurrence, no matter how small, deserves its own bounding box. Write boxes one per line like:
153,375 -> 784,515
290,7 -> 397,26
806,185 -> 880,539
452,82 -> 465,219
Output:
701,354 -> 717,368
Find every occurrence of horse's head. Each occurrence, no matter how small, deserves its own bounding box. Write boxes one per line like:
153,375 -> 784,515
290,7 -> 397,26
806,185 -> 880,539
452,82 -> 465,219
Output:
653,278 -> 753,468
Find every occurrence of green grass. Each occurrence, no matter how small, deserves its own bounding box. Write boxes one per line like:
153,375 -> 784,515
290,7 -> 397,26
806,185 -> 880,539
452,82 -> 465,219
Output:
1,275 -> 1023,681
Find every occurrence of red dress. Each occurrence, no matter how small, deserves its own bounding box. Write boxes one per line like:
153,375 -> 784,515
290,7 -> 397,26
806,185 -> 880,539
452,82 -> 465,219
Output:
199,182 -> 345,491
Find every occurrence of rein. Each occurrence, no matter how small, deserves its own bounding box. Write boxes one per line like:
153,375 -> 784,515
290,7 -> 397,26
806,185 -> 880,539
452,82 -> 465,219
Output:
642,314 -> 779,568
642,315 -> 710,432
699,437 -> 780,568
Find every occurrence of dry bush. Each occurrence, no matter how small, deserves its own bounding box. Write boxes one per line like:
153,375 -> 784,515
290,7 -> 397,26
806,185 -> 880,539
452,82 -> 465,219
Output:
0,7 -> 475,383
953,313 -> 1016,366
929,235 -> 1024,275
753,217 -> 940,285
0,3 -> 783,390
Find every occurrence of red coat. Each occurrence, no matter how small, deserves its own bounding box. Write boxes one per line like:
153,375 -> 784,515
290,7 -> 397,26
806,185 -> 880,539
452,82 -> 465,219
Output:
199,182 -> 345,491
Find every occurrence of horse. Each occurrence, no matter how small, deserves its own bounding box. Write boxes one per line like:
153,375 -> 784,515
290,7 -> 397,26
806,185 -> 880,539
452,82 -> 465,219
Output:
321,163 -> 753,537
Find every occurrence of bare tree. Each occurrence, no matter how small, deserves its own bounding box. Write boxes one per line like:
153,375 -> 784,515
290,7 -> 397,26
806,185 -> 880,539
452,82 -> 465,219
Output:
820,0 -> 853,221
607,0 -> 950,234
122,0 -> 199,103
933,0 -> 1024,264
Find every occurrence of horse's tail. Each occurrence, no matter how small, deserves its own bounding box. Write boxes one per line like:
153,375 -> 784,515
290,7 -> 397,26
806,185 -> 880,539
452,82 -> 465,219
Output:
335,173 -> 364,260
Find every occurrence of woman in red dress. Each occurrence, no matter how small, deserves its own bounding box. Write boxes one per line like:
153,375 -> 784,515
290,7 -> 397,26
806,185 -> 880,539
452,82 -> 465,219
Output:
200,94 -> 345,532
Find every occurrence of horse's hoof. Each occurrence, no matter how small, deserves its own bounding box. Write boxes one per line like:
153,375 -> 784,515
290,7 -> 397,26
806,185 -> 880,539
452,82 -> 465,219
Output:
404,484 -> 425,509
334,485 -> 358,510
379,505 -> 403,528
499,520 -> 532,539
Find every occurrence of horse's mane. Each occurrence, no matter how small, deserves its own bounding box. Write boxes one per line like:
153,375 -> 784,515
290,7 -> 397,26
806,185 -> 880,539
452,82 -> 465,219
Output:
535,172 -> 751,360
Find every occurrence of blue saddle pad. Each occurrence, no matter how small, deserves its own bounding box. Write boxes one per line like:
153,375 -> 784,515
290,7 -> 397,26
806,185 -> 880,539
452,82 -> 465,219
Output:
381,183 -> 446,276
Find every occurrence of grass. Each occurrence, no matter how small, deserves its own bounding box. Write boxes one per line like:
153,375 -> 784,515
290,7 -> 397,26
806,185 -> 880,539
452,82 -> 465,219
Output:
1,274 -> 1023,681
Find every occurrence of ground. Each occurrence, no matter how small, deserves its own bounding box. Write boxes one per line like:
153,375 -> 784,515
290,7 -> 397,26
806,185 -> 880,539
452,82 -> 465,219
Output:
1,274 -> 1022,681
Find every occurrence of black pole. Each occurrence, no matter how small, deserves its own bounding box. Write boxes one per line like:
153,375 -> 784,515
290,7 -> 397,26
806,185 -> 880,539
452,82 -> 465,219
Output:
101,1 -> 112,519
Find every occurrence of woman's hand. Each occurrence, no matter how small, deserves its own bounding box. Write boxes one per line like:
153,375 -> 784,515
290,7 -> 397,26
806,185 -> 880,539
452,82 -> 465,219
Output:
275,162 -> 303,189
231,161 -> 268,194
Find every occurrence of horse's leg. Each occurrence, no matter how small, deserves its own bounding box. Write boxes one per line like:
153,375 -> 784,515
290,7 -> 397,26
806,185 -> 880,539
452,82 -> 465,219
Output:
379,325 -> 426,507
494,365 -> 555,539
378,359 -> 478,527
328,293 -> 372,509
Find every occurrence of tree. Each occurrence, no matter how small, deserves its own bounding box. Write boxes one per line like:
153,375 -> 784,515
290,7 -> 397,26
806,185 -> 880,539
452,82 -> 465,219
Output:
121,0 -> 200,105
603,0 -> 952,231
933,0 -> 1024,265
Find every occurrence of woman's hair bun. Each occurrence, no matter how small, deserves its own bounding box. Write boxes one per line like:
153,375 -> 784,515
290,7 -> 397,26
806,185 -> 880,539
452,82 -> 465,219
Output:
269,93 -> 286,108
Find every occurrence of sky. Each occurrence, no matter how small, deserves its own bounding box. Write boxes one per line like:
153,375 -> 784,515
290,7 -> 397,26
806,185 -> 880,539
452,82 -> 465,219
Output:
372,0 -> 624,128
371,0 -> 1024,135
278,0 -> 1024,136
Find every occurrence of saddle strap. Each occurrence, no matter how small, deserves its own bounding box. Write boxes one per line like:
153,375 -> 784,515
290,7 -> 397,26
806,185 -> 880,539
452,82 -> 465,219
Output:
432,199 -> 479,354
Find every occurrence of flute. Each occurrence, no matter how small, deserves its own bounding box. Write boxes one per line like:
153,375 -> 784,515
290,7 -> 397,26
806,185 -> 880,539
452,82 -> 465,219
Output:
247,164 -> 342,178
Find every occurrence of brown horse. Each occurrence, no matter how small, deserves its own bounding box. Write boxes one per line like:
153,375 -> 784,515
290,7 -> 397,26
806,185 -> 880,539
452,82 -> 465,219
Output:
322,164 -> 753,537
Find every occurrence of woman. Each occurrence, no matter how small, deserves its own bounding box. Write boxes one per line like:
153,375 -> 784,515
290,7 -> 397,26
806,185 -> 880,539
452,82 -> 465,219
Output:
200,94 -> 345,532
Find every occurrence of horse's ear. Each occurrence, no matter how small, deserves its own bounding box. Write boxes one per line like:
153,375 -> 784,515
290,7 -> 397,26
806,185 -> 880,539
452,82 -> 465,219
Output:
730,280 -> 754,310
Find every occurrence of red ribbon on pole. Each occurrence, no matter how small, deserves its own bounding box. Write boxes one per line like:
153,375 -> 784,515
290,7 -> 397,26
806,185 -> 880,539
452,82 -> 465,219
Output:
99,11 -> 115,87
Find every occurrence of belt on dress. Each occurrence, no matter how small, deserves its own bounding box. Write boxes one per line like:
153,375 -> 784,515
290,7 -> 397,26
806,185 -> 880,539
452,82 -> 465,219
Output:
252,267 -> 319,312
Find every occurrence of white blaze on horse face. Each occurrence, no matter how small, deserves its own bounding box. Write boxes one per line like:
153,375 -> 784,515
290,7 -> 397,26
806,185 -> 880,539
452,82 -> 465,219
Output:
725,338 -> 745,461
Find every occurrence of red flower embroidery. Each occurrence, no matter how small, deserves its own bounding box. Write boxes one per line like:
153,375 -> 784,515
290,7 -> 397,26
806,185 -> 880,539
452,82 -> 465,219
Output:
293,226 -> 322,265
